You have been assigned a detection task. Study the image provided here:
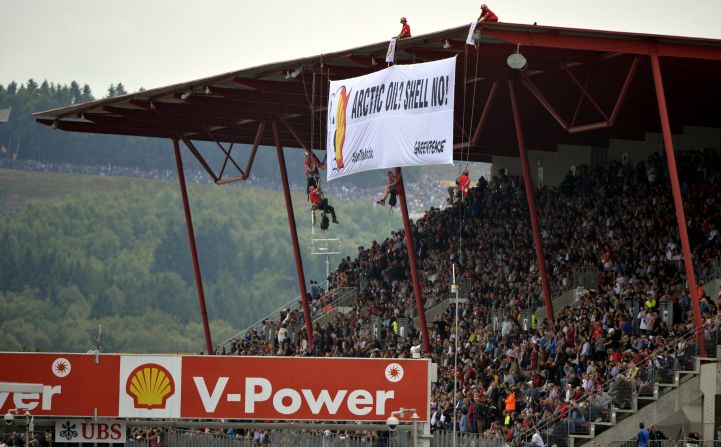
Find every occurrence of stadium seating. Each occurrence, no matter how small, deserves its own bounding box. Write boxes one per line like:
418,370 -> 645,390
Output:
221,149 -> 721,445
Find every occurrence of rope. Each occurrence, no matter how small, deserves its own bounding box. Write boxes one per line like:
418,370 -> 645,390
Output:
451,37 -> 482,446
465,46 -> 482,166
311,71 -> 316,154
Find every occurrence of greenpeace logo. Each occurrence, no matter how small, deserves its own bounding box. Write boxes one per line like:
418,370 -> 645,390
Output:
414,139 -> 446,155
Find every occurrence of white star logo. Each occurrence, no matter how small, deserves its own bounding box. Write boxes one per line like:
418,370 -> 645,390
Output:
52,357 -> 72,378
385,363 -> 404,382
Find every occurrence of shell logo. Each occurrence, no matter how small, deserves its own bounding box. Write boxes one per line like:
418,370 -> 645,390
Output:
125,363 -> 175,409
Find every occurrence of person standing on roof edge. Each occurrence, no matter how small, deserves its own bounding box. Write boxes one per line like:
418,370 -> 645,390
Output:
478,4 -> 498,22
398,17 -> 411,38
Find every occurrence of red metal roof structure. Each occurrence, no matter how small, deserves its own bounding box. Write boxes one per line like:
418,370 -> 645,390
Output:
33,21 -> 721,356
35,22 -> 721,168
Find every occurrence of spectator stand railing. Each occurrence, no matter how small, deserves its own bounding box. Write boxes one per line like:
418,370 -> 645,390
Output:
676,439 -> 717,447
606,440 -> 675,447
573,266 -> 600,292
430,430 -> 505,447
132,426 -> 419,447
521,327 -> 704,447
218,280 -> 329,353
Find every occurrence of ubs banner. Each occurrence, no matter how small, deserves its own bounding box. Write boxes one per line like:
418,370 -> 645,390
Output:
0,354 -> 429,421
326,57 -> 456,181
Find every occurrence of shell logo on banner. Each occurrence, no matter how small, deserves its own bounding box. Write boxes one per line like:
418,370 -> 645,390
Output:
118,356 -> 181,418
125,364 -> 174,409
332,85 -> 352,169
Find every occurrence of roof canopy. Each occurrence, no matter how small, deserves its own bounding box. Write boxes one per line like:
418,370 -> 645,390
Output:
35,22 -> 721,163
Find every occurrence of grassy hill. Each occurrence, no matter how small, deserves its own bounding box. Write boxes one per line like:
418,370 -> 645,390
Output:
0,168 -> 402,353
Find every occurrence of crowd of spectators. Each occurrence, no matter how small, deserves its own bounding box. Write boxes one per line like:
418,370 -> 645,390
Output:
4,148 -> 719,445
221,148 -> 721,445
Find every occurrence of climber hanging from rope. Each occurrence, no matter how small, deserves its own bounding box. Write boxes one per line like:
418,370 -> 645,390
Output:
304,149 -> 325,201
456,167 -> 471,202
310,185 -> 339,224
376,170 -> 399,207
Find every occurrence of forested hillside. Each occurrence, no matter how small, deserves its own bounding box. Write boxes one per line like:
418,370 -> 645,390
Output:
0,169 -> 401,353
0,78 -> 487,353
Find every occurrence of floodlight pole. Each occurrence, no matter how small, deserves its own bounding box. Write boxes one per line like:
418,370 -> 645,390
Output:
508,79 -> 555,324
273,121 -> 314,348
650,55 -> 706,356
172,138 -> 214,355
395,167 -> 431,355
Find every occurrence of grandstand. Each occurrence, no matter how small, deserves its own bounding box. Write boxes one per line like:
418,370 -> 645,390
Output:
27,20 -> 721,447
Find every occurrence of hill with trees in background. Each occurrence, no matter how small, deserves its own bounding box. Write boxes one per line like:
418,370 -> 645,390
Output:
0,169 -> 402,353
0,79 -> 487,353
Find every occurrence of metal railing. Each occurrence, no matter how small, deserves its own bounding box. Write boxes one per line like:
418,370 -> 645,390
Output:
608,441 -> 675,447
431,430 -> 505,447
520,327 -> 702,446
219,280 -> 329,351
133,428 -> 414,447
573,266 -> 599,291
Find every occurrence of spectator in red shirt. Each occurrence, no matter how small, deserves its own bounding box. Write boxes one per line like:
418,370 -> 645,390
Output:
398,17 -> 411,39
309,185 -> 338,224
304,150 -> 323,200
478,4 -> 499,22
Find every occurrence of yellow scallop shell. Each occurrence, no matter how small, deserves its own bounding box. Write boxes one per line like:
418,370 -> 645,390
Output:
126,363 -> 175,409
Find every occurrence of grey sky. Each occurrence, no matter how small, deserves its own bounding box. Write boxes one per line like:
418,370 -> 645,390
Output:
2,0 -> 720,98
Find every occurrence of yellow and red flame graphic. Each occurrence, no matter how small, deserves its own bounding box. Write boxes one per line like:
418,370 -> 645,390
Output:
334,86 -> 352,169
126,363 -> 175,409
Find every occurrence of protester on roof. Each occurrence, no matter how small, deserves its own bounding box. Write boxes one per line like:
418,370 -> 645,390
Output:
478,4 -> 499,22
398,17 -> 411,38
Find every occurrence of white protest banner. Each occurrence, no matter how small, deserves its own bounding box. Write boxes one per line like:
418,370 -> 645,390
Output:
385,37 -> 398,63
466,21 -> 479,45
326,57 -> 456,181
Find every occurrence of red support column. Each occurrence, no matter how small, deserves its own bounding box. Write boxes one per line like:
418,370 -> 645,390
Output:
507,80 -> 555,324
395,167 -> 432,355
172,138 -> 214,355
272,122 -> 314,348
650,55 -> 706,355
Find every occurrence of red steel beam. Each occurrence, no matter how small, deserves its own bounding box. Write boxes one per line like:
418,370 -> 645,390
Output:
395,167 -> 431,355
172,138 -> 214,355
483,28 -> 721,61
608,56 -> 640,126
272,121 -> 314,349
650,55 -> 705,355
562,65 -> 609,122
520,74 -> 570,130
470,80 -> 499,145
569,75 -> 590,127
179,136 -> 220,183
234,78 -> 310,94
508,79 -> 555,323
452,81 -> 499,150
215,122 -> 265,185
277,114 -> 310,151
